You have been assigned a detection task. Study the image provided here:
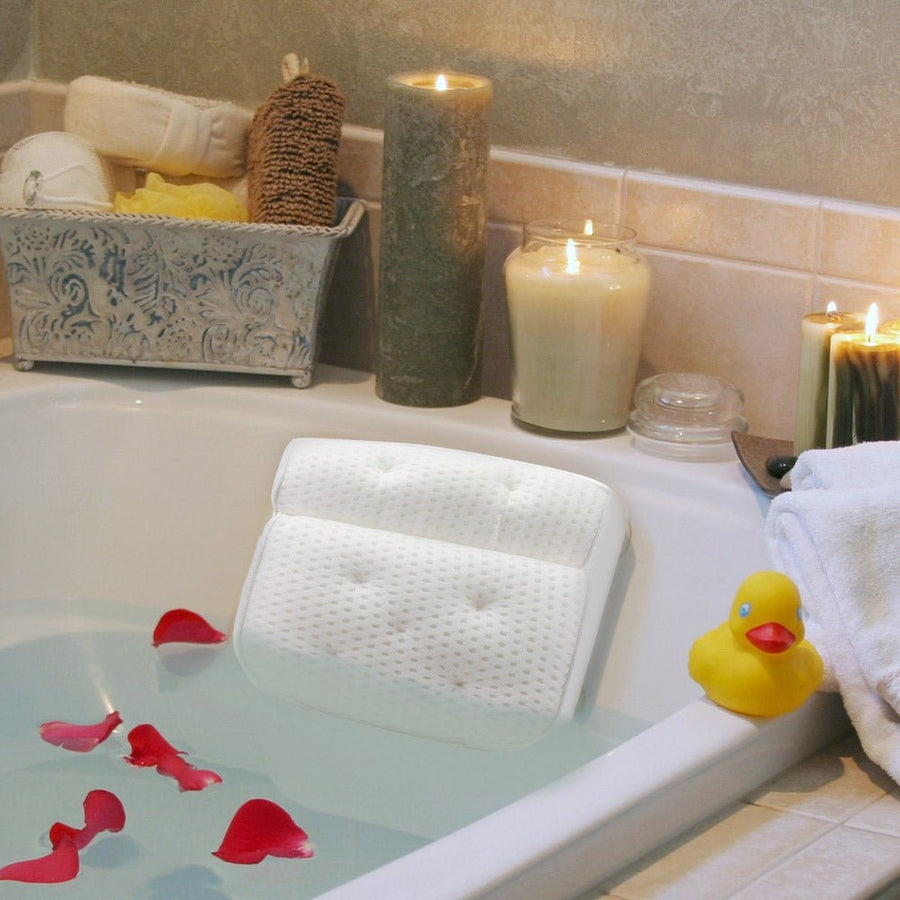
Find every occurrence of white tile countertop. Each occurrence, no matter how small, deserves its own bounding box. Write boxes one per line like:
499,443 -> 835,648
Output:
583,731 -> 900,900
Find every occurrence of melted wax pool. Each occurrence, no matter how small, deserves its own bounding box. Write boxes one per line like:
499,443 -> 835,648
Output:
0,599 -> 627,899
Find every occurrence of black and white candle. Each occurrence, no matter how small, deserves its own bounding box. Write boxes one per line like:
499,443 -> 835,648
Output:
827,303 -> 900,447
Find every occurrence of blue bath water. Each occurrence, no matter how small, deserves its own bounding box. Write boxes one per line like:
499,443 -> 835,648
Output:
0,599 -> 628,899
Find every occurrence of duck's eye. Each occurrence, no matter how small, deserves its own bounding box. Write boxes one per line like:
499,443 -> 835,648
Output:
739,602 -> 751,618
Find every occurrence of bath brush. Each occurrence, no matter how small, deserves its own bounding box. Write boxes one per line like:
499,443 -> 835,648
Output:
246,54 -> 344,227
233,439 -> 628,748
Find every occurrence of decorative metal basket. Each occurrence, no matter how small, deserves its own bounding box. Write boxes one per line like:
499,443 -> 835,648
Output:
0,198 -> 364,386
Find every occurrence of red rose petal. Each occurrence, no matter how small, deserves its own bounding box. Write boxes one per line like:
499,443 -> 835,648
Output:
0,837 -> 79,884
152,608 -> 227,647
49,790 -> 126,851
125,723 -> 221,791
155,752 -> 223,792
47,821 -> 79,848
213,799 -> 313,865
124,723 -> 184,767
39,710 -> 122,752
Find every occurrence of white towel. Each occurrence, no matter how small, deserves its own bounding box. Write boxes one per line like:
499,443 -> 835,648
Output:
766,441 -> 900,782
790,440 -> 900,491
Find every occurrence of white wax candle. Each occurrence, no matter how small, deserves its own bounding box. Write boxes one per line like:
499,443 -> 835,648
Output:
794,306 -> 863,454
504,224 -> 650,433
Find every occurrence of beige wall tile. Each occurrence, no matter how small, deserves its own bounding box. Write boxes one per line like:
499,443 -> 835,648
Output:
815,277 -> 900,324
731,825 -> 900,900
600,802 -> 831,900
488,149 -> 623,227
337,125 -> 383,203
27,80 -> 66,133
639,251 -> 814,440
337,133 -> 626,229
624,172 -> 819,271
0,82 -> 29,153
820,200 -> 900,286
318,202 -> 377,373
0,81 -> 66,153
482,222 -> 520,400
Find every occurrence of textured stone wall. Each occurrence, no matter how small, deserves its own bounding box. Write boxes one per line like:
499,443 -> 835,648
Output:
1,0 -> 33,80
18,0 -> 900,207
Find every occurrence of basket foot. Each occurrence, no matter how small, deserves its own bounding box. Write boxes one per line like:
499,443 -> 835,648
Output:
13,357 -> 34,372
290,372 -> 312,388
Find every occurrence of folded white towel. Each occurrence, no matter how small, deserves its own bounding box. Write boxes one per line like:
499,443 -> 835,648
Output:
64,75 -> 253,178
766,442 -> 900,782
790,440 -> 900,491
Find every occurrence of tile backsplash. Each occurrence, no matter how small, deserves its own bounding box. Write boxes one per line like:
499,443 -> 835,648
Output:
4,81 -> 900,441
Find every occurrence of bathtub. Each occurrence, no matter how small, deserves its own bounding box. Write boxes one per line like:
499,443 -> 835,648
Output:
0,359 -> 848,899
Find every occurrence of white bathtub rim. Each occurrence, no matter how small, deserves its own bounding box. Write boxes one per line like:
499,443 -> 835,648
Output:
317,692 -> 848,900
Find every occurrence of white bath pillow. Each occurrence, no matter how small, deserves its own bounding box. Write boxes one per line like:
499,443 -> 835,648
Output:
234,440 -> 628,748
64,75 -> 253,178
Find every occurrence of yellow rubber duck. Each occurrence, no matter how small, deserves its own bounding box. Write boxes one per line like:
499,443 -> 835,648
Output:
688,571 -> 823,717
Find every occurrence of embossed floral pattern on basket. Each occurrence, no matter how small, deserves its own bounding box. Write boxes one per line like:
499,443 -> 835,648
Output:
0,199 -> 364,386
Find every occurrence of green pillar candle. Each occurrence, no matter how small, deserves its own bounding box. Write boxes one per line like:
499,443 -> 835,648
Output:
377,71 -> 492,407
827,307 -> 900,447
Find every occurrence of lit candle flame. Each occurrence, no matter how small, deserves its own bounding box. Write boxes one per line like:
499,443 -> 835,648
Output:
865,302 -> 879,341
825,300 -> 838,315
583,219 -> 594,236
435,74 -> 448,91
565,239 -> 580,275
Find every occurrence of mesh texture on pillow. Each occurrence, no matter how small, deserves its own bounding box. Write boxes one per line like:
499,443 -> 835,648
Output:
234,439 -> 627,747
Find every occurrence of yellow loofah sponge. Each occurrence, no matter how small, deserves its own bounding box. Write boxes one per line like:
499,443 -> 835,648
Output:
114,172 -> 249,222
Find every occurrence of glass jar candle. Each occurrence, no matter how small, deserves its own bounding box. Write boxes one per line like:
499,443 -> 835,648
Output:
503,221 -> 651,433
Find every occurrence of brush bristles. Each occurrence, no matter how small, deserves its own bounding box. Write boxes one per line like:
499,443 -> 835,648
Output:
247,73 -> 344,227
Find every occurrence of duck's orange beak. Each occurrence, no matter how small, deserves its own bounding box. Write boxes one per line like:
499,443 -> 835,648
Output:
746,622 -> 796,653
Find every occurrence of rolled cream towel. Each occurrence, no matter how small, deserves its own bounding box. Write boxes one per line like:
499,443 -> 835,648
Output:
0,131 -> 114,211
64,75 -> 253,178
